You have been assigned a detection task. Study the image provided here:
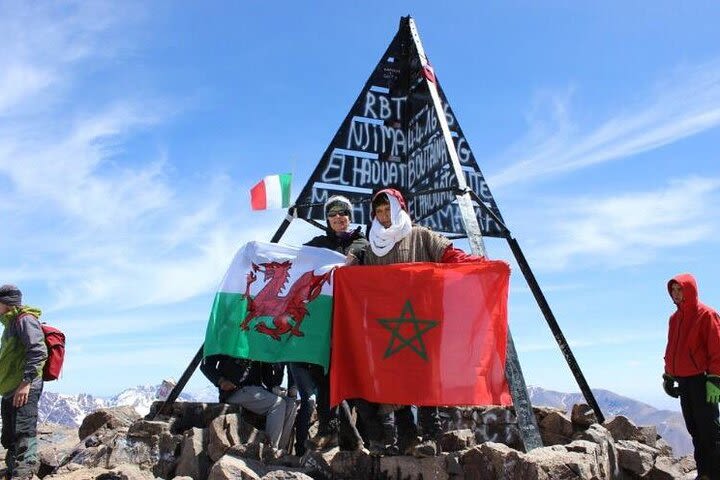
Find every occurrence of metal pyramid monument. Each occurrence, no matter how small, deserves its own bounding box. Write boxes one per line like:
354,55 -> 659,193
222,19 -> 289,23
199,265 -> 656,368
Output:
159,16 -> 603,454
272,16 -> 504,246
274,16 -> 603,450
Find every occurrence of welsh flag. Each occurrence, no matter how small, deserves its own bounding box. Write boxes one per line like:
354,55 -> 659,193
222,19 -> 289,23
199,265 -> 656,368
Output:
330,261 -> 512,406
204,241 -> 345,370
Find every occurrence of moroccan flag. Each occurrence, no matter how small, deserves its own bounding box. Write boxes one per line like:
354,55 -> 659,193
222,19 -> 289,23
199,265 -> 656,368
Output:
204,241 -> 344,370
250,173 -> 292,210
330,261 -> 512,406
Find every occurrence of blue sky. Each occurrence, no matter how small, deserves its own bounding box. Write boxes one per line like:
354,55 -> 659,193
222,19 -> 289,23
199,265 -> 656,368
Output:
1,1 -> 719,412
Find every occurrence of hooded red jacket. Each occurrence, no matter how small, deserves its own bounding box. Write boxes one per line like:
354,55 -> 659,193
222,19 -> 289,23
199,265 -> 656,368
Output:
664,273 -> 720,377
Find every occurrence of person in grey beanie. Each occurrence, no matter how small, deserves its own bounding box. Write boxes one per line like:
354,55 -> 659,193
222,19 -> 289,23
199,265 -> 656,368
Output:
289,195 -> 368,455
0,285 -> 47,479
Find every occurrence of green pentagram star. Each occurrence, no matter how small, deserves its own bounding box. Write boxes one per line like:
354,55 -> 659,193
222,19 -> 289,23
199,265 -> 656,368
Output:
377,300 -> 438,360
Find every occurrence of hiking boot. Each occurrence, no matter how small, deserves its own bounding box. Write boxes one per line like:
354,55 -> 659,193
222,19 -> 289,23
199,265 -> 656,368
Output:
261,446 -> 285,463
400,435 -> 421,456
305,432 -> 338,451
368,440 -> 386,457
384,444 -> 400,456
412,439 -> 438,458
338,438 -> 364,451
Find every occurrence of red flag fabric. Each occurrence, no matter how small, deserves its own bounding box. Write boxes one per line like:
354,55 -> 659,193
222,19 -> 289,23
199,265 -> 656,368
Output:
331,261 -> 512,407
422,62 -> 436,84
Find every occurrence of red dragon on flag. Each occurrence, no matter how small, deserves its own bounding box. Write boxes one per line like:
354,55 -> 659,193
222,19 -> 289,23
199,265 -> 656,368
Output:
238,261 -> 333,341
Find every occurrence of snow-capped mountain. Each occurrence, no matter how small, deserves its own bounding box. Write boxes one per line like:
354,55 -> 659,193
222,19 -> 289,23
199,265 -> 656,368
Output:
39,392 -> 106,427
38,380 -> 211,427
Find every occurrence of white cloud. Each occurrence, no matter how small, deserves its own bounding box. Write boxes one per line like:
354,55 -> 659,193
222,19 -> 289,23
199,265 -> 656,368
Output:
489,59 -> 720,188
0,2 -> 287,312
526,177 -> 720,270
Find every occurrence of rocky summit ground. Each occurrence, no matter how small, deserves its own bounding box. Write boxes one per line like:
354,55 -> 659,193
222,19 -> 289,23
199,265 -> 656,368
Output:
0,401 -> 699,480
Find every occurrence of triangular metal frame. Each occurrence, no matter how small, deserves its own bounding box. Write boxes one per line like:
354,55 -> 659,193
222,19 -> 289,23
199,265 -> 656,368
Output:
156,16 -> 604,452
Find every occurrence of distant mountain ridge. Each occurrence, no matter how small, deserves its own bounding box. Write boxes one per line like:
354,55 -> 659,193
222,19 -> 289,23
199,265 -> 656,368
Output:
527,385 -> 691,456
37,383 -> 691,456
38,381 -> 212,426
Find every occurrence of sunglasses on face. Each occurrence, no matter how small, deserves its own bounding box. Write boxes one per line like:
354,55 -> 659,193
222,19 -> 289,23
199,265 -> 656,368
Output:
327,210 -> 350,218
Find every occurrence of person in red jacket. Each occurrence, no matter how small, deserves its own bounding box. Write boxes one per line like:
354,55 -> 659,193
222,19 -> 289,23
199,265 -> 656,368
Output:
663,273 -> 720,480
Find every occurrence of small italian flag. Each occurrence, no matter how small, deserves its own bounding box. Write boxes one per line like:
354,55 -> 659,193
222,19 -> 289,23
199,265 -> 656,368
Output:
250,173 -> 292,210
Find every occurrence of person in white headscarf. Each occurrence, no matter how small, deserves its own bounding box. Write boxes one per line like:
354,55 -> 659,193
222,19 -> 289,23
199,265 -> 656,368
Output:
365,188 -> 479,265
361,188 -> 483,457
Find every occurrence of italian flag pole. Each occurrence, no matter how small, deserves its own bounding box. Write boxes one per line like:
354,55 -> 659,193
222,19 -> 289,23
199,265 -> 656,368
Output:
250,173 -> 292,210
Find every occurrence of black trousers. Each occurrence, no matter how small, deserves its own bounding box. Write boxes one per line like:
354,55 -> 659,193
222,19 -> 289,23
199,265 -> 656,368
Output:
1,385 -> 42,479
396,406 -> 442,446
678,375 -> 720,479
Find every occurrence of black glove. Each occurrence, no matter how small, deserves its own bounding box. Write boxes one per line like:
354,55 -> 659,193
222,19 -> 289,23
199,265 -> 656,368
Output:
662,373 -> 680,398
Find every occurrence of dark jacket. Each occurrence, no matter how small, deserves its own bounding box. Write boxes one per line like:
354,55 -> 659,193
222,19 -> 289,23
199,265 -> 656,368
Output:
304,226 -> 368,257
664,274 -> 720,377
200,355 -> 283,402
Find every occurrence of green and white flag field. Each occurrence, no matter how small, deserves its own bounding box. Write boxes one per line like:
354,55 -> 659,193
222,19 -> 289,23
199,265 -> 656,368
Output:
204,240 -> 345,370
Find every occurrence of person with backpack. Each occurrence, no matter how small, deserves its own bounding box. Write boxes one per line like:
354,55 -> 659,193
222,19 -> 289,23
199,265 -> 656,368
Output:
0,285 -> 47,479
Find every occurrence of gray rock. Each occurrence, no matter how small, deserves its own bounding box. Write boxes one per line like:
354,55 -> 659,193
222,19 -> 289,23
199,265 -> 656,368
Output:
37,423 -> 81,475
445,452 -> 463,476
174,427 -> 210,480
226,441 -> 264,462
674,454 -> 697,474
439,429 -> 476,452
461,442 -> 515,478
639,424 -> 659,448
78,407 -> 141,440
655,437 -> 673,457
646,455 -> 686,480
207,455 -> 266,480
149,402 -> 241,434
378,455 -> 449,480
311,448 -> 374,480
44,464 -> 155,480
539,411 -> 573,446
574,424 -> 621,479
260,471 -> 314,480
604,416 -> 646,443
570,403 -> 597,429
475,407 -> 522,449
105,434 -> 157,470
155,431 -> 183,479
207,414 -> 242,462
299,450 -> 333,480
615,440 -> 657,476
127,420 -> 170,438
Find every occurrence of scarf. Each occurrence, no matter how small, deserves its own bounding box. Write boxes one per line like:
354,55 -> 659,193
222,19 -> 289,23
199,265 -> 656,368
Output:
1,306 -> 42,326
369,194 -> 413,257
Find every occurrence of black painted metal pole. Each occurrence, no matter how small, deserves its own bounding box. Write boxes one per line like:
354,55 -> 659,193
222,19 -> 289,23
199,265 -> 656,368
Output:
153,208 -> 299,416
150,344 -> 204,419
505,235 -> 605,423
270,209 -> 296,243
463,189 -> 605,423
